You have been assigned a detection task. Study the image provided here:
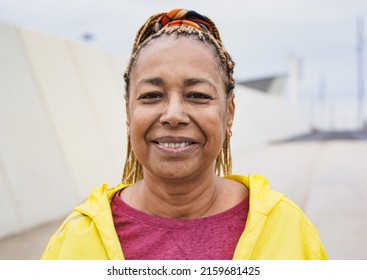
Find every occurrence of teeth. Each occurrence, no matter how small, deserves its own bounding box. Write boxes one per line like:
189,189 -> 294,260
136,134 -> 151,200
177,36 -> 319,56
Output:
159,142 -> 190,148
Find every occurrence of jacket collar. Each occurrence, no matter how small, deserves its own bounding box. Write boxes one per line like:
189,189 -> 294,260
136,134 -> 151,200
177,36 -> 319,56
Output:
74,183 -> 128,259
228,174 -> 285,259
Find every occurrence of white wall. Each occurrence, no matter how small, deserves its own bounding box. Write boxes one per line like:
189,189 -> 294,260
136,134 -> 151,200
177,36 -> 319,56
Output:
231,86 -> 310,152
0,21 -> 310,239
0,22 -> 126,239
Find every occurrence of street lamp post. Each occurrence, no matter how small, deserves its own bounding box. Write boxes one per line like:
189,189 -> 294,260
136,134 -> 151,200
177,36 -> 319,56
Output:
356,17 -> 365,130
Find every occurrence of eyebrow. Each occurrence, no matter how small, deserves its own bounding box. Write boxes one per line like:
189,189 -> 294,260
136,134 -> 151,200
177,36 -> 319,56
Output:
183,78 -> 217,92
137,77 -> 218,92
137,77 -> 164,86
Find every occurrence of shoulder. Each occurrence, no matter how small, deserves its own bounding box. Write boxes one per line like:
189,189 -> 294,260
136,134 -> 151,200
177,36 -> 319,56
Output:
40,211 -> 100,259
241,174 -> 316,230
269,197 -> 315,229
229,174 -> 327,259
41,183 -> 126,260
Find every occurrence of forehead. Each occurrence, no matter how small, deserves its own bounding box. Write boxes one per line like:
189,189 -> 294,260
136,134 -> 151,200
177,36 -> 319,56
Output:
130,36 -> 224,86
139,34 -> 216,56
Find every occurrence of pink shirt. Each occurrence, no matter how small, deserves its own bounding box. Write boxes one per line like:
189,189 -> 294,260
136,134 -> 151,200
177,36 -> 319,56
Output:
111,191 -> 249,260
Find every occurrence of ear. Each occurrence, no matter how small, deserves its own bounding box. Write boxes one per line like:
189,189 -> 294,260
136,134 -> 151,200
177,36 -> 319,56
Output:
226,92 -> 235,131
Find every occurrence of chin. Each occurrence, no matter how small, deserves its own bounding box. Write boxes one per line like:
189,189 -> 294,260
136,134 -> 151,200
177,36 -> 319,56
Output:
156,169 -> 193,180
148,162 -> 199,181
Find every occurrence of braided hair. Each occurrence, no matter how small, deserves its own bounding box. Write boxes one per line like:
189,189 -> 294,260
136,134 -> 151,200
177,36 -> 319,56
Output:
122,9 -> 235,184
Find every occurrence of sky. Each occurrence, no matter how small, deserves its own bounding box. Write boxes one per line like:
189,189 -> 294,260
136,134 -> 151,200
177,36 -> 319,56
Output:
0,0 -> 366,129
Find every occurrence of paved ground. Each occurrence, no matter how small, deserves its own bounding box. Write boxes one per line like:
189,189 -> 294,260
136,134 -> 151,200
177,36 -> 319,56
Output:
1,131 -> 367,259
0,219 -> 62,259
233,131 -> 367,259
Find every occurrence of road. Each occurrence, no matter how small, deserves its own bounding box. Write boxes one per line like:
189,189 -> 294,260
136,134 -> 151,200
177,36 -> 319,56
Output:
1,131 -> 367,259
233,131 -> 367,259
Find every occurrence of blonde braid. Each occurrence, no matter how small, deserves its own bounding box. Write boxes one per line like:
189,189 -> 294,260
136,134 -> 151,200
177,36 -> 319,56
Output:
133,13 -> 164,52
122,135 -> 144,184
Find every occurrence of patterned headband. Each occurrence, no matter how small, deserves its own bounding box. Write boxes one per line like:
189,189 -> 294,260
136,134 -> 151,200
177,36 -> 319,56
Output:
154,9 -> 213,33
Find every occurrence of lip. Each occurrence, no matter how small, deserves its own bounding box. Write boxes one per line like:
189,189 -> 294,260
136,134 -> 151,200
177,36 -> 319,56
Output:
152,136 -> 198,144
151,136 -> 200,155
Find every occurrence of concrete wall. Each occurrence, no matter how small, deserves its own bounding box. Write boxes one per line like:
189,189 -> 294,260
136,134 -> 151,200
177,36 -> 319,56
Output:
0,21 -> 126,239
231,86 -> 310,153
0,21 -> 310,239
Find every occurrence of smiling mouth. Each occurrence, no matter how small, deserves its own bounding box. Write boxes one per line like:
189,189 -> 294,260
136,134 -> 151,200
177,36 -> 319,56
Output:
157,142 -> 191,149
151,137 -> 198,151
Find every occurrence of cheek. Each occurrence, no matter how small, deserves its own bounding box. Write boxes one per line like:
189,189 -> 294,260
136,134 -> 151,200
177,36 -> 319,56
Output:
197,107 -> 227,143
128,106 -> 150,149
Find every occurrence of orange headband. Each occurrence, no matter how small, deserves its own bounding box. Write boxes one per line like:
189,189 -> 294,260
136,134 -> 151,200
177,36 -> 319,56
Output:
154,9 -> 212,33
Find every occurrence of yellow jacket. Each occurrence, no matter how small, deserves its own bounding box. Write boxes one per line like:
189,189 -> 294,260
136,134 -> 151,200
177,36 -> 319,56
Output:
41,175 -> 327,259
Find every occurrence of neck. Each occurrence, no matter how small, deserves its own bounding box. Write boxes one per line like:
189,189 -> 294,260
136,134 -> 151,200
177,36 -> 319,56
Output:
134,169 -> 222,219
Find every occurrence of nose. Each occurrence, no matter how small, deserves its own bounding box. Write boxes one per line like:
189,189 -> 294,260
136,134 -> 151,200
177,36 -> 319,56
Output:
159,94 -> 190,127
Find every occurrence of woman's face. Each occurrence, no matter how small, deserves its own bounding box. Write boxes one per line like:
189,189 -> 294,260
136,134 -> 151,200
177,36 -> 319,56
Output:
126,36 -> 235,181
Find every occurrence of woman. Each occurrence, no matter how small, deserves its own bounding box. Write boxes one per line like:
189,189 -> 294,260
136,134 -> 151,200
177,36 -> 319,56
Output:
41,9 -> 327,260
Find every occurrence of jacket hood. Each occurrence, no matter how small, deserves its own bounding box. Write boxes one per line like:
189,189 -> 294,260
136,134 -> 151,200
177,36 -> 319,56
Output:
74,183 -> 127,259
227,174 -> 285,215
226,175 -> 286,259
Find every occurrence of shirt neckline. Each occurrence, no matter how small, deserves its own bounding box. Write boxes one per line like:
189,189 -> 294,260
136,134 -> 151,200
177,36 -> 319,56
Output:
111,192 -> 249,229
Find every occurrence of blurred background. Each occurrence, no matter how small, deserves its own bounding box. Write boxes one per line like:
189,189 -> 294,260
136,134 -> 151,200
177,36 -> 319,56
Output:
0,0 -> 366,259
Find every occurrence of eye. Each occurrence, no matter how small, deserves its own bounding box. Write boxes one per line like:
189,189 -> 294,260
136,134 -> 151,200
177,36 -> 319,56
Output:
186,92 -> 213,103
137,92 -> 163,103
